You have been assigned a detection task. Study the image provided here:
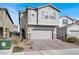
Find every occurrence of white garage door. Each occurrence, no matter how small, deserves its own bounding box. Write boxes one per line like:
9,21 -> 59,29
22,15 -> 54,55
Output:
70,32 -> 79,38
31,30 -> 52,40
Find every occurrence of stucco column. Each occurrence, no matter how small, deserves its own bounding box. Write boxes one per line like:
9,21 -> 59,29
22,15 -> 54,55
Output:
53,27 -> 57,39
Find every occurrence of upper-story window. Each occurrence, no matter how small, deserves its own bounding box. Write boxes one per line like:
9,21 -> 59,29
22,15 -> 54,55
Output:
50,16 -> 53,19
32,14 -> 34,16
45,15 -> 49,19
31,10 -> 36,16
42,11 -> 49,19
53,12 -> 56,19
50,12 -> 56,19
44,11 -> 49,19
63,19 -> 68,24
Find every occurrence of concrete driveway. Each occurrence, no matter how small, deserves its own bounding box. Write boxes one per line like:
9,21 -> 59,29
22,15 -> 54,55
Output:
1,39 -> 79,55
25,39 -> 79,55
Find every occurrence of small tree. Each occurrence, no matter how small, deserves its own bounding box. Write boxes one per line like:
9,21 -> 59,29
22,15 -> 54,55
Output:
12,35 -> 19,45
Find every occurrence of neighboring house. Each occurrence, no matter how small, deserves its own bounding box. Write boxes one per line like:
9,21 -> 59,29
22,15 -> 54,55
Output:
0,8 -> 14,38
57,22 -> 79,39
57,16 -> 79,39
59,16 -> 75,27
19,4 -> 60,40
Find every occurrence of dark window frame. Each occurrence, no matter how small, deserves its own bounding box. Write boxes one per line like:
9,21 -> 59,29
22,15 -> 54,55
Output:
45,15 -> 49,19
63,19 -> 68,24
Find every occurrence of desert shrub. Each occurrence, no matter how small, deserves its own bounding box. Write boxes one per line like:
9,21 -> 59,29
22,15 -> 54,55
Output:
12,46 -> 24,52
63,37 -> 67,41
62,34 -> 67,41
63,36 -> 79,43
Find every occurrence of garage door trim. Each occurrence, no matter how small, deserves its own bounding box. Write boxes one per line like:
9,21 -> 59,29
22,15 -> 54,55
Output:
31,29 -> 53,39
32,29 -> 53,31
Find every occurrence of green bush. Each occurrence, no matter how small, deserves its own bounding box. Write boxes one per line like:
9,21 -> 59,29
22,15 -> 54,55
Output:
63,36 -> 79,43
13,46 -> 24,53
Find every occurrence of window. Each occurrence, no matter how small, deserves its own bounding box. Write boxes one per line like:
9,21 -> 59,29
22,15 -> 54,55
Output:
53,12 -> 56,19
44,11 -> 49,19
31,10 -> 36,16
32,14 -> 34,16
45,15 -> 48,19
50,16 -> 53,19
63,19 -> 68,24
50,12 -> 56,19
42,11 -> 56,20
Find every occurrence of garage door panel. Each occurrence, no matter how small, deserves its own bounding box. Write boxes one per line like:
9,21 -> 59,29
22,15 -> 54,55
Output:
31,30 -> 52,40
70,32 -> 79,38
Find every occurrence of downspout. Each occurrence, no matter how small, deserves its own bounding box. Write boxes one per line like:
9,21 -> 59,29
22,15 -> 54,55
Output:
36,8 -> 38,25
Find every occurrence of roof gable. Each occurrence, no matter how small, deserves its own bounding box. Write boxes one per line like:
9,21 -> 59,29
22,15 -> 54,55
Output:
26,4 -> 60,12
65,16 -> 74,21
60,16 -> 74,21
0,8 -> 14,24
37,4 -> 60,12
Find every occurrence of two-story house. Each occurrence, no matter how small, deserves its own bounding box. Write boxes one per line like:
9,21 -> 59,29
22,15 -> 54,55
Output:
57,16 -> 79,39
0,8 -> 14,39
19,4 -> 60,40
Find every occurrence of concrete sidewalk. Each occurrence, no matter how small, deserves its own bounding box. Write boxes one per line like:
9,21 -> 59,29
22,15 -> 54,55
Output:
0,49 -> 11,55
0,48 -> 79,55
25,48 -> 79,55
0,49 -> 24,55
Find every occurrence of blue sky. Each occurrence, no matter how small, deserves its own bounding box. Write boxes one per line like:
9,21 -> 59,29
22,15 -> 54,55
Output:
0,3 -> 79,25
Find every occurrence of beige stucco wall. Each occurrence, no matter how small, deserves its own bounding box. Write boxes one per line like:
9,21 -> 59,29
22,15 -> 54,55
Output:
27,6 -> 59,26
19,13 -> 25,29
28,10 -> 37,25
38,6 -> 59,26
